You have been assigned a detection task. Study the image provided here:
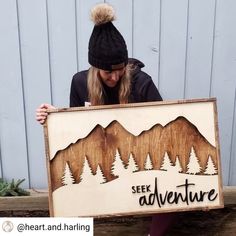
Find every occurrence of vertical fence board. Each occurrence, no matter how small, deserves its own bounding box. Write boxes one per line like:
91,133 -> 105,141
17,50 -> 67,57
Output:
0,128 -> 3,178
184,0 -> 216,99
229,89 -> 236,185
158,0 -> 189,100
107,0 -> 133,57
47,0 -> 78,107
76,0 -> 99,71
17,0 -> 52,188
133,0 -> 161,87
0,0 -> 29,187
211,0 -> 236,185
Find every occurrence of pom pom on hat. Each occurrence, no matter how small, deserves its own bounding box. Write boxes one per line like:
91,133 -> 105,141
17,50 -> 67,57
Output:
88,3 -> 128,71
90,3 -> 116,25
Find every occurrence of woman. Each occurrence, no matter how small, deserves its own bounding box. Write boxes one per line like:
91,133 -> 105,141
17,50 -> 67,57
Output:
36,3 -> 161,124
36,3 -> 175,235
36,57 -> 162,123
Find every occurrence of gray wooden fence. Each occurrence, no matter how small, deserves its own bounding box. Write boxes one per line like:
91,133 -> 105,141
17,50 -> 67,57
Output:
0,0 -> 236,188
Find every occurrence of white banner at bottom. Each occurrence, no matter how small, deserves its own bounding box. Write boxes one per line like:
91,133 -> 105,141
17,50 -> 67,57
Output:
0,218 -> 93,236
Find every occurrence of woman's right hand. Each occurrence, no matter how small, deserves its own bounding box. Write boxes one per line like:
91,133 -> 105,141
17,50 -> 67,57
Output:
35,103 -> 55,125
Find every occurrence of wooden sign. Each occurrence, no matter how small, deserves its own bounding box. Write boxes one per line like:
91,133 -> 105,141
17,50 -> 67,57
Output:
44,98 -> 224,217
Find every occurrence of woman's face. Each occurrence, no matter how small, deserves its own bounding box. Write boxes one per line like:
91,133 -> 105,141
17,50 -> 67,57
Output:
99,67 -> 125,87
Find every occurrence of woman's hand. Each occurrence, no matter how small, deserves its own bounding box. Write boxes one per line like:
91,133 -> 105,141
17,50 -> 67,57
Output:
35,103 -> 55,125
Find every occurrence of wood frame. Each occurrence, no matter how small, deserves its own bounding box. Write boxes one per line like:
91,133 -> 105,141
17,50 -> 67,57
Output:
44,98 -> 224,217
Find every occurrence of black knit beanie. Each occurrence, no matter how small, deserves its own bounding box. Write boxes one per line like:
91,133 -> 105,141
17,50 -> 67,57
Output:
88,3 -> 128,71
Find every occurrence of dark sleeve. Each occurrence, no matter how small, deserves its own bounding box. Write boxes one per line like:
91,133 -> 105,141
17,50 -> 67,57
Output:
69,71 -> 88,107
141,77 -> 163,102
70,75 -> 81,107
132,71 -> 163,102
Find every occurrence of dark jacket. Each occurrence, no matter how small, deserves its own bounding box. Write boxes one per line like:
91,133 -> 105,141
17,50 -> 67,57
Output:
70,58 -> 162,107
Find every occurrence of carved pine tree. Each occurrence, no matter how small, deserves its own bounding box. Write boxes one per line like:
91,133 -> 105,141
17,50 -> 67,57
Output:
187,147 -> 201,174
204,155 -> 217,175
61,162 -> 75,185
174,156 -> 182,173
95,164 -> 106,184
145,153 -> 153,170
160,152 -> 172,171
127,153 -> 139,172
80,156 -> 94,184
111,149 -> 125,177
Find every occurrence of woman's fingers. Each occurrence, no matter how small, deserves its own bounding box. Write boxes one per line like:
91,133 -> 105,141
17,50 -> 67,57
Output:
35,103 -> 55,125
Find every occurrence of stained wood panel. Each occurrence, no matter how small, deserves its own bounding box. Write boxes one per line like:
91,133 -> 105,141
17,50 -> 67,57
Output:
50,117 -> 218,192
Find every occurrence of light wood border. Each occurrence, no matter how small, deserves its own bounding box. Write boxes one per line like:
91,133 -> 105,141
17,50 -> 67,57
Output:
46,98 -> 217,114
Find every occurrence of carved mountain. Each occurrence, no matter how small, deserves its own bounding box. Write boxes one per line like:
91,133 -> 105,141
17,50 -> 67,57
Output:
50,116 -> 217,191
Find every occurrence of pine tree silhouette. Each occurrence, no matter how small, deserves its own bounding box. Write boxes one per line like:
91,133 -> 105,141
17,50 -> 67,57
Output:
160,152 -> 172,171
145,153 -> 153,170
111,149 -> 125,177
80,156 -> 94,184
95,164 -> 107,184
204,155 -> 217,175
61,162 -> 75,185
187,147 -> 201,174
127,153 -> 139,172
174,156 -> 182,173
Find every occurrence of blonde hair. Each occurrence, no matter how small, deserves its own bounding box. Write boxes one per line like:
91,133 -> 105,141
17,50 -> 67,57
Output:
87,65 -> 132,106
